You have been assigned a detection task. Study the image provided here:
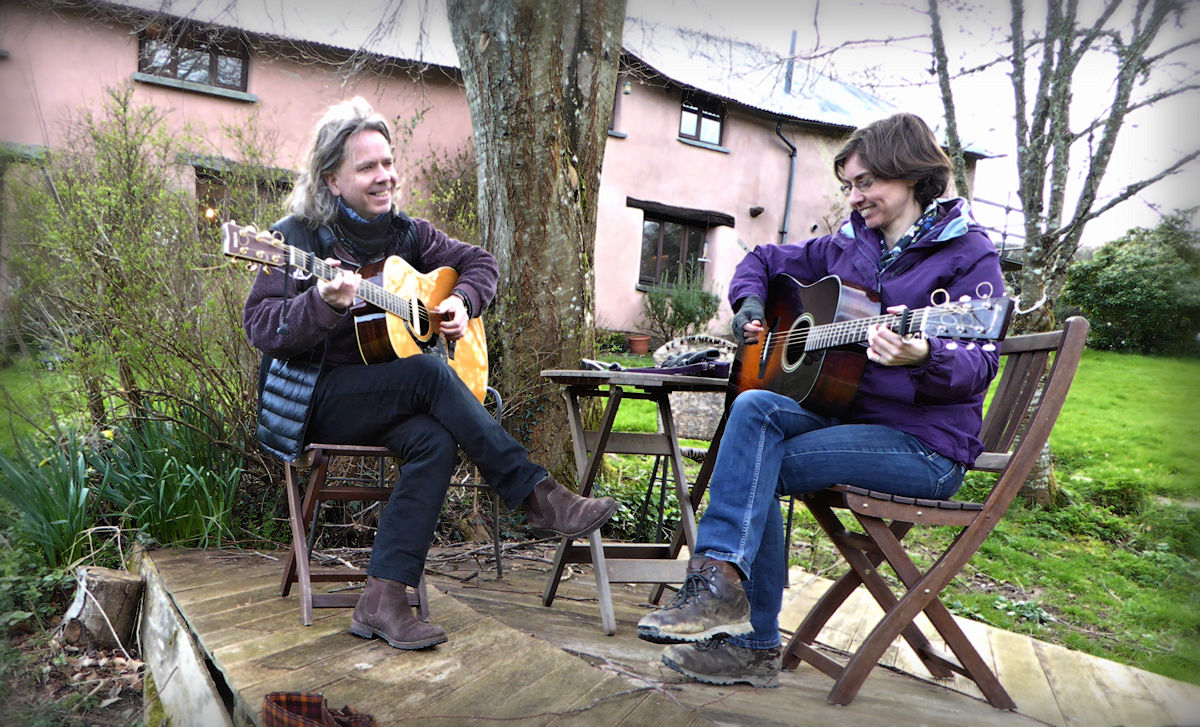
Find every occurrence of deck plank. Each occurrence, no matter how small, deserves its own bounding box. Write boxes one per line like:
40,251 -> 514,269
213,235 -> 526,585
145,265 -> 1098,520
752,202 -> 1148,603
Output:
1088,656 -> 1174,726
987,622 -> 1065,726
1032,638 -> 1120,725
142,548 -> 1198,727
1131,669 -> 1200,725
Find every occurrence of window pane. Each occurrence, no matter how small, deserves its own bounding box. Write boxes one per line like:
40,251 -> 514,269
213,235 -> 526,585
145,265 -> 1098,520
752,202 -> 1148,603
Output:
177,47 -> 210,83
141,40 -> 173,74
699,116 -> 721,145
679,109 -> 698,138
215,55 -> 244,88
639,220 -> 661,284
661,222 -> 683,284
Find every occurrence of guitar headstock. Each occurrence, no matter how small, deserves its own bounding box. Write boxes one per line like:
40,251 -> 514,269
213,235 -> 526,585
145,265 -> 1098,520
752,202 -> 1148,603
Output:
221,221 -> 289,273
919,297 -> 1014,343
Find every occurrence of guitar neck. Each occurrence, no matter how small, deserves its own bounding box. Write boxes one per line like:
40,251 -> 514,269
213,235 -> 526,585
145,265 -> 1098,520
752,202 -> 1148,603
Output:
286,245 -> 414,321
796,309 -> 930,351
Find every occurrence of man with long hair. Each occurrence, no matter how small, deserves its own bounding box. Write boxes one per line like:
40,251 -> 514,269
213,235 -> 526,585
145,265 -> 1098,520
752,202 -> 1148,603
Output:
243,97 -> 617,650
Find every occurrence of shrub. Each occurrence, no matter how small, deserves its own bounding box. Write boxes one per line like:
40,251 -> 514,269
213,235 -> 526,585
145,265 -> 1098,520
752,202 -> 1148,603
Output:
595,329 -> 627,354
639,271 -> 721,343
7,85 -> 270,467
0,430 -> 97,568
1061,212 -> 1200,355
89,397 -> 241,547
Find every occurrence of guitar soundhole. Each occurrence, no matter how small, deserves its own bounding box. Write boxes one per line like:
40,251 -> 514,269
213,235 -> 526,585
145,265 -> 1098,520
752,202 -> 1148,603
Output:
412,300 -> 432,339
781,318 -> 811,373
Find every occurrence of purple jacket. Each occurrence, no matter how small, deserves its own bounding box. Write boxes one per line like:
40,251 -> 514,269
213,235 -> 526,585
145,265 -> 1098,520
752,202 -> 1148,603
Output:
728,198 -> 1005,465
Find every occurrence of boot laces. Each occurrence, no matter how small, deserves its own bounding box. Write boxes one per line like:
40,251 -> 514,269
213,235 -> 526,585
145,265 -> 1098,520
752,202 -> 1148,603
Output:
665,570 -> 715,609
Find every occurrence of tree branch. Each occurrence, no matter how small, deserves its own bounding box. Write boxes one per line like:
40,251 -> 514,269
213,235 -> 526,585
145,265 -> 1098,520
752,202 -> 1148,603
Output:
1060,150 -> 1200,236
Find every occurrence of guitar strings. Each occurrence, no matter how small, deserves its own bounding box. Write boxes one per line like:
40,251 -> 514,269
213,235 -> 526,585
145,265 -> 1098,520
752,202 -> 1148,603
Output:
766,309 -> 929,350
243,224 -> 442,329
287,244 -> 433,327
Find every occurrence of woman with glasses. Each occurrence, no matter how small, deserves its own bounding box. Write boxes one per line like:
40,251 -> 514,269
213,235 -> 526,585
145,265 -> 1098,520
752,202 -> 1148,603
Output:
635,112 -> 1005,687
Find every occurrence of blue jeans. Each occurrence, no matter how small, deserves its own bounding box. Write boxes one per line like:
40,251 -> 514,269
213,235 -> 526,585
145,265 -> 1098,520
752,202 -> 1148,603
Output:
695,389 -> 965,649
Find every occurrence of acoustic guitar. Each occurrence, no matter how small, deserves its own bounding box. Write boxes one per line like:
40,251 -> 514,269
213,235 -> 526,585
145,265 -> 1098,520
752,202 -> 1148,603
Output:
728,274 -> 1013,417
222,221 -> 488,402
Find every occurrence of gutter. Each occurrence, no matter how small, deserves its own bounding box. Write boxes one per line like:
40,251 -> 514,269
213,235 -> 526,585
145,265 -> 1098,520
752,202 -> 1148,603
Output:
775,121 -> 797,244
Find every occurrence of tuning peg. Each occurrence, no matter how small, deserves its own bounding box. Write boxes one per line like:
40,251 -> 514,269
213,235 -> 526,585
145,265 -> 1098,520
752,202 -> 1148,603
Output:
946,342 -> 959,350
965,342 -> 976,350
959,295 -> 971,302
982,343 -> 996,351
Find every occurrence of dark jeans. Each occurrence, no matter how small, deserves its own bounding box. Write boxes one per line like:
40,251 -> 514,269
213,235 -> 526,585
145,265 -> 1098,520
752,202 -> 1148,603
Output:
307,354 -> 546,587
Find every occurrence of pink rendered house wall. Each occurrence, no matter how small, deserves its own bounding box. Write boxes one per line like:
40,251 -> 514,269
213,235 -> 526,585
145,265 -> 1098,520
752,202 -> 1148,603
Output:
597,69 -> 855,336
1,2 -> 975,341
0,2 -> 472,211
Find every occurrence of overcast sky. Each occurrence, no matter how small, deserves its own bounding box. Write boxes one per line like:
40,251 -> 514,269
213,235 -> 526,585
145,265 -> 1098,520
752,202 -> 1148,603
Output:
626,0 -> 1200,247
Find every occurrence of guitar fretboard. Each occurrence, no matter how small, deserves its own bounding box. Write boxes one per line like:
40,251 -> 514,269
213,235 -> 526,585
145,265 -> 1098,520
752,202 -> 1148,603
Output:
287,246 -> 426,328
774,309 -> 932,351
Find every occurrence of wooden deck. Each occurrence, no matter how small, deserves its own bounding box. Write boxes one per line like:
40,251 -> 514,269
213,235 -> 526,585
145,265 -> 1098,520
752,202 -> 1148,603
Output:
136,546 -> 1200,726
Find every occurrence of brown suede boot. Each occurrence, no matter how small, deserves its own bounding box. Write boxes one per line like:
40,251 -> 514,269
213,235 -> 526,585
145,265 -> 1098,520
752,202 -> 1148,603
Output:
662,640 -> 781,688
349,576 -> 447,650
524,476 -> 619,538
637,557 -> 752,643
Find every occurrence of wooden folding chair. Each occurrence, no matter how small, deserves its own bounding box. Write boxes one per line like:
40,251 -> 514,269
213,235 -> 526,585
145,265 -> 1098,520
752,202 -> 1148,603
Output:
780,317 -> 1089,709
279,386 -> 506,625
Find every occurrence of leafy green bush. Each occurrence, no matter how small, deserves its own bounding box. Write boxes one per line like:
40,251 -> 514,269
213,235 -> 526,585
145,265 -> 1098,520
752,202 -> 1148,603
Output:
89,399 -> 241,547
1026,502 -> 1131,542
1065,471 -> 1149,516
595,458 -> 683,543
0,539 -> 68,632
594,329 -> 627,354
639,271 -> 721,343
7,85 -> 269,468
0,430 -> 97,568
1061,212 -> 1200,355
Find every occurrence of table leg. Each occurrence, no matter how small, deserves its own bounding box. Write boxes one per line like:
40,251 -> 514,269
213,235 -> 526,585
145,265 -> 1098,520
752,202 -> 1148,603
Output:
542,385 -> 622,607
589,530 -> 616,635
649,412 -> 727,604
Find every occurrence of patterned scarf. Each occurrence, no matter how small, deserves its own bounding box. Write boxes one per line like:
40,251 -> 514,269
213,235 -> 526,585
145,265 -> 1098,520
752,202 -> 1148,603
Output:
879,201 -> 939,271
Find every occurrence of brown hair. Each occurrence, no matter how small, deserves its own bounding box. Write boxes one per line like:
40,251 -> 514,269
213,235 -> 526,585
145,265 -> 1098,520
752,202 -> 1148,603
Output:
833,113 -> 951,208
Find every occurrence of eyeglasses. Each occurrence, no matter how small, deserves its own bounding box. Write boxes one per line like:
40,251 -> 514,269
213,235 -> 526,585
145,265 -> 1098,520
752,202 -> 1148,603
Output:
839,176 -> 876,195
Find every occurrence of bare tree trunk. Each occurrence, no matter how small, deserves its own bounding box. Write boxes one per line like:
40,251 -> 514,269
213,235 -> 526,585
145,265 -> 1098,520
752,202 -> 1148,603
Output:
447,0 -> 624,476
927,0 -> 970,198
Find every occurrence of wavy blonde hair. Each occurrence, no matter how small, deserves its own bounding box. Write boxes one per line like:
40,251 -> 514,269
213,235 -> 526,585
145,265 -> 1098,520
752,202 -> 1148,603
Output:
286,97 -> 395,225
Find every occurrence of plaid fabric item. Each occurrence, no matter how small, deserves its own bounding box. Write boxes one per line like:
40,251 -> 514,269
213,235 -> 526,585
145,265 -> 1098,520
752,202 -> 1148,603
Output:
263,692 -> 377,727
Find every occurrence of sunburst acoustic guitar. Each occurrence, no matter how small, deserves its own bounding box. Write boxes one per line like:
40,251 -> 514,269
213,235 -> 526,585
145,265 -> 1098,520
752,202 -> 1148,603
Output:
728,274 -> 1014,417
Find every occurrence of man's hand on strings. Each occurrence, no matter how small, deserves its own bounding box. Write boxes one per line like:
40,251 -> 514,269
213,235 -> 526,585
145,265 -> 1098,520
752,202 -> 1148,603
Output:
317,259 -> 361,310
433,294 -> 468,341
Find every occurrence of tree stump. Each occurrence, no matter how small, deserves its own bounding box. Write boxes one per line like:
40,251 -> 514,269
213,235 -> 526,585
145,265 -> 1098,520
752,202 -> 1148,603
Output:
61,566 -> 144,651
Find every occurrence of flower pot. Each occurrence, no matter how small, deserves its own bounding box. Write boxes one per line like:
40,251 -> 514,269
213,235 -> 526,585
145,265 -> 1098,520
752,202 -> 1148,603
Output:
626,333 -> 650,355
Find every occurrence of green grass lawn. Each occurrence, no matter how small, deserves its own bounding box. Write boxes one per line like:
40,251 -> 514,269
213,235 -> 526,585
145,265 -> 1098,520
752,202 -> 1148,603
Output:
599,349 -> 1200,684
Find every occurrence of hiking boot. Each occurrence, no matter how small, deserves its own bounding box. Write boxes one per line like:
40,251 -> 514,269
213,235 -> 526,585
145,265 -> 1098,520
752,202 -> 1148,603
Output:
637,557 -> 751,643
524,476 -> 618,538
662,640 -> 781,688
349,576 -> 447,650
